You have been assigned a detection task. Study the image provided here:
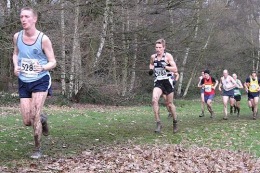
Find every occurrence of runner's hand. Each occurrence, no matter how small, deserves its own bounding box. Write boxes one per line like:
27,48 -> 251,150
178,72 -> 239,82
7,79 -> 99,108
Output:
149,69 -> 153,76
33,62 -> 44,73
14,66 -> 21,76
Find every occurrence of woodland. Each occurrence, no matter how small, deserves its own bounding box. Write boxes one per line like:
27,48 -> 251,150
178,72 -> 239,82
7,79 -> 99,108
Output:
1,0 -> 260,104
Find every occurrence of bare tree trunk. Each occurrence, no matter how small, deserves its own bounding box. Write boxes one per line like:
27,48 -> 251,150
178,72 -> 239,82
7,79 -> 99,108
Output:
177,0 -> 201,97
74,0 -> 82,96
129,0 -> 140,93
108,3 -> 117,88
183,27 -> 213,97
257,14 -> 260,71
60,0 -> 66,96
94,0 -> 110,67
121,0 -> 130,96
247,2 -> 255,70
69,0 -> 81,98
177,47 -> 190,96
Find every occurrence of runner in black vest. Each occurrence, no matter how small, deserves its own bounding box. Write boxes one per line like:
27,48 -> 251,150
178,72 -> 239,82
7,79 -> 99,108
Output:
149,39 -> 178,133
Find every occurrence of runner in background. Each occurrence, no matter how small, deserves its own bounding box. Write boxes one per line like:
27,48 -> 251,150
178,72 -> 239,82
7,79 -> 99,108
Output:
244,71 -> 260,120
232,73 -> 243,117
199,70 -> 219,118
218,69 -> 237,120
198,71 -> 205,117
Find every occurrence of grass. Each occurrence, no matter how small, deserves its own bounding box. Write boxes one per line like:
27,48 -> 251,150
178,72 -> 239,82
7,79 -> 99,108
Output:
1,95 -> 260,167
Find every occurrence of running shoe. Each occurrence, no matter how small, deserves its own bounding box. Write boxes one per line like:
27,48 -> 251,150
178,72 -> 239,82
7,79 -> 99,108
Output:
154,121 -> 162,133
30,149 -> 42,159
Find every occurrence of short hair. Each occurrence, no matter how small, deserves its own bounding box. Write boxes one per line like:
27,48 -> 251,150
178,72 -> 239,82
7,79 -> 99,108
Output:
155,39 -> 166,48
21,7 -> 38,18
204,69 -> 210,74
223,69 -> 228,73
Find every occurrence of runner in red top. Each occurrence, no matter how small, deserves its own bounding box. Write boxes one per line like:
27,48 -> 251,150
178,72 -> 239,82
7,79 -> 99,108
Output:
199,70 -> 219,118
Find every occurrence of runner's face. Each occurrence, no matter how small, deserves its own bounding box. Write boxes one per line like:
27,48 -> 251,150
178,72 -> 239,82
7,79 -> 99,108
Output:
155,43 -> 165,55
20,10 -> 37,30
232,75 -> 237,79
252,73 -> 257,78
204,73 -> 209,79
223,71 -> 228,77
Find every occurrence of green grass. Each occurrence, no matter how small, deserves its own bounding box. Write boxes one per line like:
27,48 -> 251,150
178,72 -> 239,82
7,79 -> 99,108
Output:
1,95 -> 260,167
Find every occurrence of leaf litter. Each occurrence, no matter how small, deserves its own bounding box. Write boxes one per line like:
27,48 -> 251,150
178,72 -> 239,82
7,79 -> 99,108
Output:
1,144 -> 260,173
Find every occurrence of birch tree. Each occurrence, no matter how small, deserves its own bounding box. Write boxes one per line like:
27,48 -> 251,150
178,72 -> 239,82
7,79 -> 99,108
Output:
121,0 -> 130,96
69,0 -> 81,98
257,13 -> 260,71
94,0 -> 110,67
60,0 -> 66,95
177,0 -> 201,97
108,3 -> 117,86
129,0 -> 140,93
183,24 -> 214,97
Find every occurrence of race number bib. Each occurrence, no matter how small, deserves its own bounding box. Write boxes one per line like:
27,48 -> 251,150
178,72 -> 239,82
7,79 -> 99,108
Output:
21,58 -> 38,77
154,69 -> 168,80
250,84 -> 258,91
204,84 -> 212,92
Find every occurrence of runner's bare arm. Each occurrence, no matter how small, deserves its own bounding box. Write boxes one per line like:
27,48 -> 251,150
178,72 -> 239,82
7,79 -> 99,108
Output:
42,35 -> 56,71
230,76 -> 239,88
165,53 -> 177,73
244,82 -> 249,92
238,80 -> 243,89
213,79 -> 219,90
149,55 -> 154,70
198,77 -> 202,88
12,33 -> 20,76
218,78 -> 222,91
174,72 -> 179,81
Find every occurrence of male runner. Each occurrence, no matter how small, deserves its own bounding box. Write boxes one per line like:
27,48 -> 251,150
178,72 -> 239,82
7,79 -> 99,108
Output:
199,70 -> 218,118
232,73 -> 243,116
12,7 -> 56,158
244,71 -> 260,120
218,69 -> 238,120
198,71 -> 205,117
149,39 -> 178,133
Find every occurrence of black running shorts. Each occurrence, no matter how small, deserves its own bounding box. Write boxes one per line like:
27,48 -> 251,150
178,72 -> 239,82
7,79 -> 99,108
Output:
234,95 -> 241,101
154,79 -> 174,95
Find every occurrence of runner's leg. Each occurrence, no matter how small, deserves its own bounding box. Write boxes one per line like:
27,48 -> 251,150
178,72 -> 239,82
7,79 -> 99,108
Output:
236,100 -> 241,116
200,93 -> 205,117
165,92 -> 178,132
31,92 -> 48,150
207,99 -> 214,118
20,98 -> 32,126
222,96 -> 229,119
152,87 -> 163,122
152,87 -> 163,132
230,97 -> 235,115
253,96 -> 259,119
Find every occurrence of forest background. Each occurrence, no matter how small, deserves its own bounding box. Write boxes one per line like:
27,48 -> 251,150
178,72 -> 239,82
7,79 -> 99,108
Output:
1,0 -> 260,105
